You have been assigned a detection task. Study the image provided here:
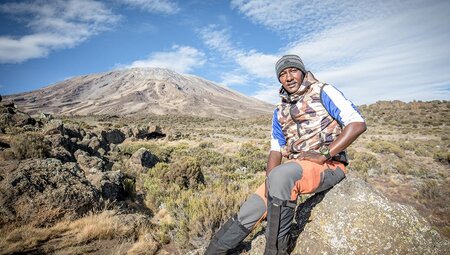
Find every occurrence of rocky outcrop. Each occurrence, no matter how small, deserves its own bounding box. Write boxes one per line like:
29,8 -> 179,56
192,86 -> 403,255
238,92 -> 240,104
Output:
101,129 -> 125,144
245,176 -> 450,255
0,101 -> 40,129
87,170 -> 129,201
127,148 -> 159,172
0,158 -> 100,226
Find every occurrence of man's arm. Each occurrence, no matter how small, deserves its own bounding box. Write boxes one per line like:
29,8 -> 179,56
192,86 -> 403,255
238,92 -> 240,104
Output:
267,108 -> 285,175
328,121 -> 366,158
266,150 -> 282,177
300,121 -> 366,164
299,84 -> 367,164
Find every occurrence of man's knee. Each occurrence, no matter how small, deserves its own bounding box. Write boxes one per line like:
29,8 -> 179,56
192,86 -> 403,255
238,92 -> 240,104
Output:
237,194 -> 266,230
267,162 -> 302,200
315,167 -> 346,193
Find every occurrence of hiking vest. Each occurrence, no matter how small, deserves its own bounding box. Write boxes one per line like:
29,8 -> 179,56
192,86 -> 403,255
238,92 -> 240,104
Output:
276,73 -> 348,164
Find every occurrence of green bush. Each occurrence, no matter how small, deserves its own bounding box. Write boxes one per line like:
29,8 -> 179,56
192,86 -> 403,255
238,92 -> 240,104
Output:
417,180 -> 442,200
10,132 -> 51,159
367,140 -> 405,158
348,151 -> 379,174
236,142 -> 267,173
433,150 -> 450,164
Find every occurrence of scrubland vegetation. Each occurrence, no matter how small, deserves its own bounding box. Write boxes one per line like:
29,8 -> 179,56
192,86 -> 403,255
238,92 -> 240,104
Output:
0,100 -> 449,254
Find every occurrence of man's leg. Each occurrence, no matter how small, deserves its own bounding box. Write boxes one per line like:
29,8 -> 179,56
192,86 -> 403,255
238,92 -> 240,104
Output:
264,160 -> 346,255
205,184 -> 267,255
264,162 -> 302,255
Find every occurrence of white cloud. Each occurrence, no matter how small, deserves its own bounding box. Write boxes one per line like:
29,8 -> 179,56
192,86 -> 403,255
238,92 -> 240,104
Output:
199,25 -> 238,57
121,0 -> 180,14
252,84 -> 279,105
285,0 -> 450,105
0,0 -> 120,63
230,0 -> 396,39
124,45 -> 206,73
236,52 -> 278,78
219,72 -> 248,87
199,25 -> 277,82
231,0 -> 450,105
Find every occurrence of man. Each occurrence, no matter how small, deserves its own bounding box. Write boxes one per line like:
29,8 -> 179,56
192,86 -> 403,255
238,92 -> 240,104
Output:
205,54 -> 366,255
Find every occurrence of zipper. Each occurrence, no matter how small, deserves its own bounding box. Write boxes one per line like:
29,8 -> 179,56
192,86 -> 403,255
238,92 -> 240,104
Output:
289,103 -> 302,152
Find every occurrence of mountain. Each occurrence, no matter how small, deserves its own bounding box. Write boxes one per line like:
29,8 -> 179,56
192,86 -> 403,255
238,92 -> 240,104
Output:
4,68 -> 274,118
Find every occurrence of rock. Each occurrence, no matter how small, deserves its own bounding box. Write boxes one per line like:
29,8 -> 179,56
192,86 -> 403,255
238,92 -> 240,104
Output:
98,147 -> 106,156
88,136 -> 103,152
43,119 -> 64,135
120,126 -> 133,138
63,123 -> 83,140
0,158 -> 100,226
147,124 -> 166,139
0,139 -> 10,150
246,176 -> 450,255
45,134 -> 78,162
0,104 -> 37,128
39,112 -> 54,122
88,171 -> 127,201
75,149 -> 105,173
101,129 -> 125,144
130,125 -> 165,140
131,126 -> 148,139
127,148 -> 159,172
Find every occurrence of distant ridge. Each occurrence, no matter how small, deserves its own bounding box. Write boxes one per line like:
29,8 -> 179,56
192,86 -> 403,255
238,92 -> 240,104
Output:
5,68 -> 274,118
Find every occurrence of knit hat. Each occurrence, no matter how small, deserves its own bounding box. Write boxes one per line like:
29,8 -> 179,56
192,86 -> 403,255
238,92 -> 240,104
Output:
275,54 -> 306,80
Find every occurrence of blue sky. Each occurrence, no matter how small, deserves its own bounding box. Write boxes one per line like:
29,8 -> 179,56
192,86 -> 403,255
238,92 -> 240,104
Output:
0,0 -> 449,105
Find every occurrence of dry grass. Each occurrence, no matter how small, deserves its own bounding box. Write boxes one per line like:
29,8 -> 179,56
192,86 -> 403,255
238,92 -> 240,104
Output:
66,211 -> 134,243
0,210 -> 139,254
126,233 -> 159,255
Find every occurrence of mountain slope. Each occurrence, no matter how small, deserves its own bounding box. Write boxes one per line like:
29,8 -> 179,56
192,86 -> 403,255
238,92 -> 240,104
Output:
5,68 -> 274,118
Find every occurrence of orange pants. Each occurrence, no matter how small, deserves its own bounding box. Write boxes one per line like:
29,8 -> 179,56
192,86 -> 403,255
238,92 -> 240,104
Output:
237,160 -> 346,230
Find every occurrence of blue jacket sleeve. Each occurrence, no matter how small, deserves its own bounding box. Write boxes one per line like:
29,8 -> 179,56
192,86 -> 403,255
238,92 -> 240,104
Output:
270,109 -> 286,151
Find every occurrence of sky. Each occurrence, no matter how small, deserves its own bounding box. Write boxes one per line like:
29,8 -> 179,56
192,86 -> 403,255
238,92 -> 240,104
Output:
0,0 -> 449,106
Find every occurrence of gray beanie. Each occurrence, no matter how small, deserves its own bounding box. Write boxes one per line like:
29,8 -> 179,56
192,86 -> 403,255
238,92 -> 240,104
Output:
275,54 -> 306,80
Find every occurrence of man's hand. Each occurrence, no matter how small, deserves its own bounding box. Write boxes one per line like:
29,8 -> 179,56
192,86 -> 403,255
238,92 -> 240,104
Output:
298,150 -> 327,165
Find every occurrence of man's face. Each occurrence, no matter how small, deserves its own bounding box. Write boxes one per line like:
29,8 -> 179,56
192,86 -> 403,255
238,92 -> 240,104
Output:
279,67 -> 304,94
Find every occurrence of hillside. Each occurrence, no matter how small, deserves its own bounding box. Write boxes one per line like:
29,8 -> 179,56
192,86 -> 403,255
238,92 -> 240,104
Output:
0,100 -> 449,254
4,68 -> 273,118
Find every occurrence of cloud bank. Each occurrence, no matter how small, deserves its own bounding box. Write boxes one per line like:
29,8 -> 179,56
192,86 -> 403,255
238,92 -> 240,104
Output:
0,0 -> 120,64
121,0 -> 180,14
221,0 -> 450,104
124,45 -> 206,73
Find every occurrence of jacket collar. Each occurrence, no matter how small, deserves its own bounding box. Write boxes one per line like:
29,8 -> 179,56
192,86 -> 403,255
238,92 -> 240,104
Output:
279,71 -> 319,103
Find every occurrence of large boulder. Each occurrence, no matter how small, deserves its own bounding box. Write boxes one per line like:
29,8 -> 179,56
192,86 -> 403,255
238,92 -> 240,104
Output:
127,148 -> 159,172
87,170 -> 128,201
74,149 -> 105,174
130,124 -> 165,140
101,129 -> 125,145
246,176 -> 450,255
45,134 -> 78,162
0,158 -> 101,227
0,103 -> 37,128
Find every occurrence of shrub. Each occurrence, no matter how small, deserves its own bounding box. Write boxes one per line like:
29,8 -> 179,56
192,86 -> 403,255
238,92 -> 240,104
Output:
417,180 -> 442,200
10,132 -> 51,159
348,151 -> 379,174
236,142 -> 267,173
433,150 -> 450,164
367,140 -> 405,158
